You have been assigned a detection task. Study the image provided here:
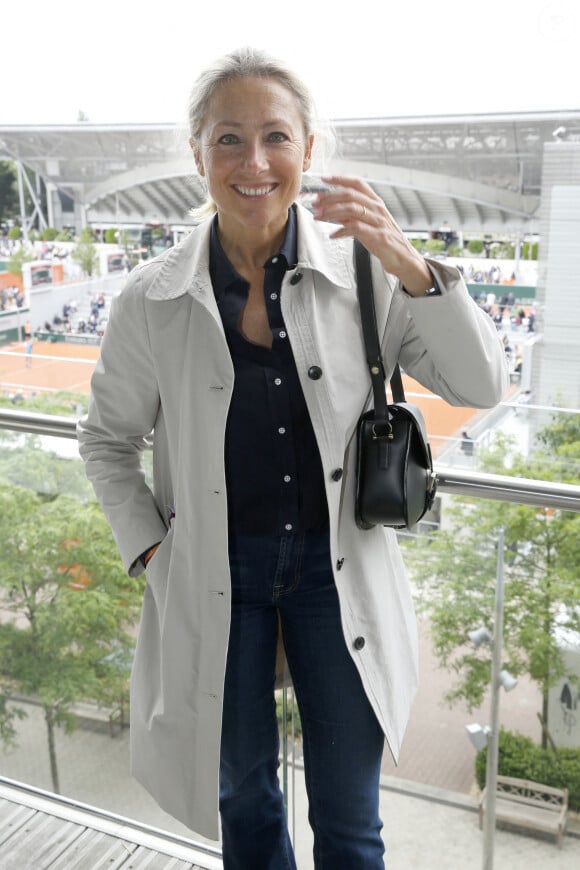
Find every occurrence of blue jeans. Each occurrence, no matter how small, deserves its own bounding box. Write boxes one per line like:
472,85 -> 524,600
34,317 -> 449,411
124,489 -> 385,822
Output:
220,531 -> 385,869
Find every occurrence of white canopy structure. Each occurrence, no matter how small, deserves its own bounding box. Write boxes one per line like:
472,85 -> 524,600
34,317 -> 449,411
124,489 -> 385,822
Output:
1,110 -> 579,236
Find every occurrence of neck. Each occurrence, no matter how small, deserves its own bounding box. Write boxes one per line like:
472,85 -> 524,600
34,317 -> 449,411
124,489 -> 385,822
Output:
217,214 -> 288,273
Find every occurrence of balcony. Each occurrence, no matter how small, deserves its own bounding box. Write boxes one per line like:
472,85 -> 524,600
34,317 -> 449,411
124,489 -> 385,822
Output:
0,408 -> 579,868
0,776 -> 222,869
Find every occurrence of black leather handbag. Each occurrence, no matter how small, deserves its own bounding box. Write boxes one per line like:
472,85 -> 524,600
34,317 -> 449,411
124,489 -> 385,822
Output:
354,240 -> 438,530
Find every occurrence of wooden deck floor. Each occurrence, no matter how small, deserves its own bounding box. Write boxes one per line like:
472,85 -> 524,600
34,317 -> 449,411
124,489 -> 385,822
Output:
0,778 -> 222,869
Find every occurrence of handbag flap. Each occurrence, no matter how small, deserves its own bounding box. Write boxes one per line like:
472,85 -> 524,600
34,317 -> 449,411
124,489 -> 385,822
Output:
389,402 -> 433,467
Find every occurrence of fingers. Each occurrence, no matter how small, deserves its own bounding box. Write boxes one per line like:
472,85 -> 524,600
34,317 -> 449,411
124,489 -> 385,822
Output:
313,192 -> 373,227
312,175 -> 383,228
321,174 -> 376,199
308,174 -> 425,283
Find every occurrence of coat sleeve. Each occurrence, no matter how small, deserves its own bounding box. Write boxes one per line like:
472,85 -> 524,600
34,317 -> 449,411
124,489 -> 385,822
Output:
77,268 -> 168,576
386,257 -> 509,408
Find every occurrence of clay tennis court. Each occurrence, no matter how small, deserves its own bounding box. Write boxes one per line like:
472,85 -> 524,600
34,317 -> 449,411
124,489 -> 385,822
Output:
0,340 -> 98,396
402,376 -> 486,457
1,338 -> 486,455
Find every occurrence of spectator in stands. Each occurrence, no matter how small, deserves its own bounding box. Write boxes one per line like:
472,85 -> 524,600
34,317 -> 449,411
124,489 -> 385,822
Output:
461,430 -> 474,456
78,47 -> 508,868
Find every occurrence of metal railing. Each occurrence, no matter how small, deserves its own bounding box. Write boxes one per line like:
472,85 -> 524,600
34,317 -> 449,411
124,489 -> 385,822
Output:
1,407 -> 580,869
2,408 -> 579,513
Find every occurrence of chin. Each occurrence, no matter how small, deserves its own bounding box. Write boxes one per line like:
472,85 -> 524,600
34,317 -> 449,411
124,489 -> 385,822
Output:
238,203 -> 290,226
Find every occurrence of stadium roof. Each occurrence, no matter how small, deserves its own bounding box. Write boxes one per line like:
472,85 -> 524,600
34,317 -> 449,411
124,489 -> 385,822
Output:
1,109 -> 579,234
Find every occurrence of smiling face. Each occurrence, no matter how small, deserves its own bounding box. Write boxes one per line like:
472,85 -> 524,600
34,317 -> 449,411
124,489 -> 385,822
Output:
191,76 -> 314,241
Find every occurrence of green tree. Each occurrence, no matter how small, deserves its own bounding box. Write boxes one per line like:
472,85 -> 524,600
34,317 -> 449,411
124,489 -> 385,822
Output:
489,242 -> 515,259
7,244 -> 34,278
424,239 -> 446,255
104,228 -> 118,244
72,227 -> 99,278
7,225 -> 22,241
522,241 -> 539,260
0,162 -> 19,223
0,486 -> 143,792
0,432 -> 94,500
0,389 -> 88,418
39,227 -> 58,241
404,418 -> 580,748
467,239 -> 485,255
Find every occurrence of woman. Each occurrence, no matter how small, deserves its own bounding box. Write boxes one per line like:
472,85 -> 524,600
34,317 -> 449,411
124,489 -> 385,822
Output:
78,48 -> 508,869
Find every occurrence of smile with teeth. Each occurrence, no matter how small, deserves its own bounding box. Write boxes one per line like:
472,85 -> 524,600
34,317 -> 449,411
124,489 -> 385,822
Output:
234,184 -> 277,197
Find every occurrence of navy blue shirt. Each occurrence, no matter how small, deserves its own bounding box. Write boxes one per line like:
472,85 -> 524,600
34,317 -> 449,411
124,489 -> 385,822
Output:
210,207 -> 329,536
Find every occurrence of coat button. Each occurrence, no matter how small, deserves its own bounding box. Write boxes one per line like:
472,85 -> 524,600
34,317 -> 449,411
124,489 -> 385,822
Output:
331,468 -> 343,482
354,636 -> 365,651
308,365 -> 322,380
290,272 -> 303,285
336,558 -> 344,571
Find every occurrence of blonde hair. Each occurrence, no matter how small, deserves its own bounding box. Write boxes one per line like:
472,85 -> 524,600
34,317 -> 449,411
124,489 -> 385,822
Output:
188,47 -> 325,219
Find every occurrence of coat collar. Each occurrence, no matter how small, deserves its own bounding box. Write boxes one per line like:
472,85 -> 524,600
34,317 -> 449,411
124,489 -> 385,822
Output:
144,203 -> 354,301
294,203 -> 353,289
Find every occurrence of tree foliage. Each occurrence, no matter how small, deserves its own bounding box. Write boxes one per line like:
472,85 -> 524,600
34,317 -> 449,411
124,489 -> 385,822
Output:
467,239 -> 485,254
0,432 -> 94,501
39,227 -> 58,241
0,161 -> 19,222
7,244 -> 34,277
424,238 -> 446,254
403,416 -> 580,744
0,389 -> 88,418
0,484 -> 144,791
72,227 -> 99,278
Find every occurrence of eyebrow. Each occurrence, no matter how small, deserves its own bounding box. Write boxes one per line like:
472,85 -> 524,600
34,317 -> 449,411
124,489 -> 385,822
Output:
212,119 -> 290,130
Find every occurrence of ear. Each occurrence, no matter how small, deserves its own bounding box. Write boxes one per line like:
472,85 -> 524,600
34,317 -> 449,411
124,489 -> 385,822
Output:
302,133 -> 314,172
189,138 -> 205,177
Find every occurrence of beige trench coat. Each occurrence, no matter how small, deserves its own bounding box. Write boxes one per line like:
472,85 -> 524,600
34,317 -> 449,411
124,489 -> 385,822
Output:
77,204 -> 508,839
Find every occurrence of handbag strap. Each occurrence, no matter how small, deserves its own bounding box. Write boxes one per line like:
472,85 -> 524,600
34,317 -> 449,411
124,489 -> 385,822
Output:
354,239 -> 405,416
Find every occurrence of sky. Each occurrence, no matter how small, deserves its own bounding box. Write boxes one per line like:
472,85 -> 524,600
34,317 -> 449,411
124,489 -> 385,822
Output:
1,0 -> 578,126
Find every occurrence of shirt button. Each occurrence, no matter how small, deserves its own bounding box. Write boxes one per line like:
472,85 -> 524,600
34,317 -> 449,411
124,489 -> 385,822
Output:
308,365 -> 322,380
274,378 -> 282,386
354,636 -> 365,651
283,475 -> 291,483
279,330 -> 286,338
278,427 -> 286,434
270,293 -> 278,300
285,523 -> 293,531
331,468 -> 343,482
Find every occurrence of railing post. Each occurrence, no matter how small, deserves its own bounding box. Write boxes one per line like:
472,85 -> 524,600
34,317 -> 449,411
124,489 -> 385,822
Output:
282,687 -> 289,817
483,528 -> 505,870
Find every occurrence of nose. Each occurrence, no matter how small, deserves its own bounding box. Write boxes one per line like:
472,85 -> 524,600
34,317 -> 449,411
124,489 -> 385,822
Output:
241,138 -> 268,173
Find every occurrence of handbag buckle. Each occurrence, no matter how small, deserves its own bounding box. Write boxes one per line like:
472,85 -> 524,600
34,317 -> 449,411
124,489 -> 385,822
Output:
371,421 -> 393,440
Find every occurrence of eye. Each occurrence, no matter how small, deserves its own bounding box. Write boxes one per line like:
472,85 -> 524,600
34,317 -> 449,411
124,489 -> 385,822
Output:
268,131 -> 289,143
218,133 -> 240,145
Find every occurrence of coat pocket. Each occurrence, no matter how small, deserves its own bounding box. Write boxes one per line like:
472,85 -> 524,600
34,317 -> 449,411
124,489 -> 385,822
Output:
144,525 -> 174,623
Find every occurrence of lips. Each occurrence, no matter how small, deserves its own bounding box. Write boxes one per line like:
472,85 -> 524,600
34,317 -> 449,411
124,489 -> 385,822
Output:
233,184 -> 277,197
